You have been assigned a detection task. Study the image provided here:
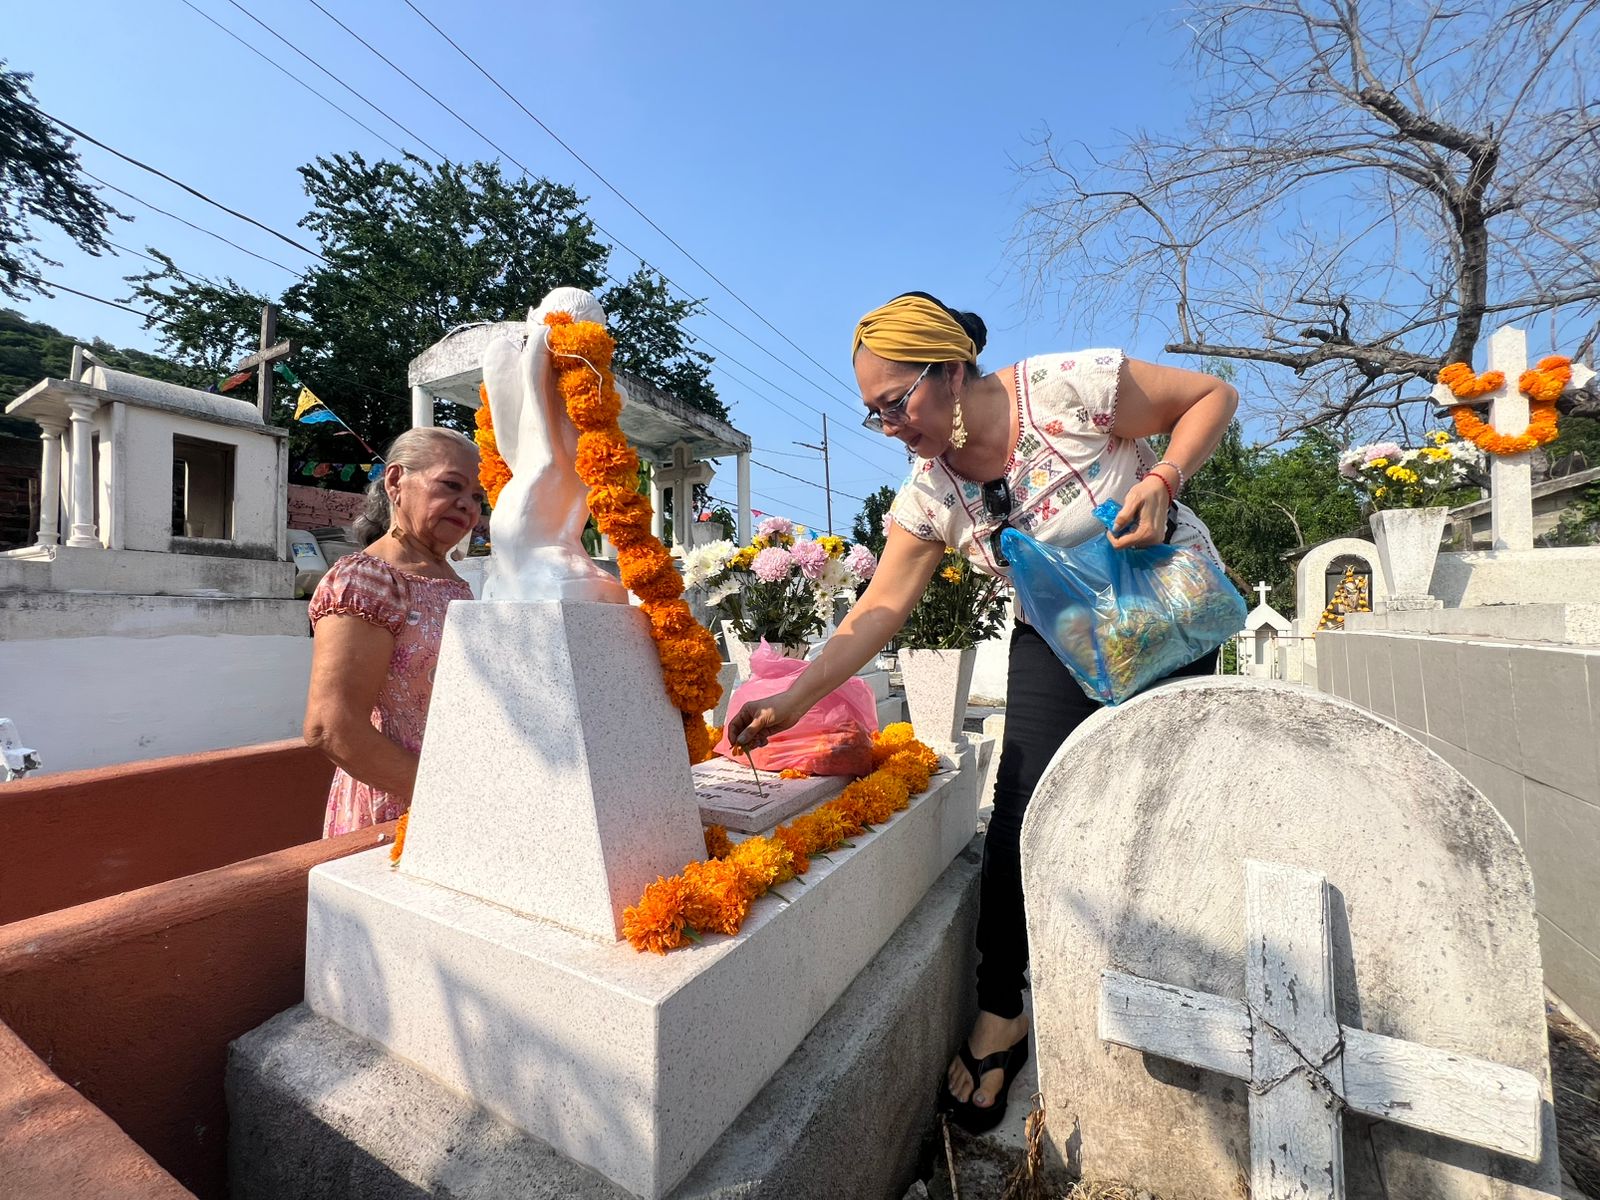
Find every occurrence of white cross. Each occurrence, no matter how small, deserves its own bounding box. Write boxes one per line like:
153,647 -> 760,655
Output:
657,440 -> 714,552
1429,326 -> 1593,552
1254,580 -> 1272,607
1099,859 -> 1542,1200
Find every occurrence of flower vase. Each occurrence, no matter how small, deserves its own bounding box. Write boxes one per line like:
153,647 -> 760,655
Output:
899,646 -> 978,750
1369,506 -> 1448,609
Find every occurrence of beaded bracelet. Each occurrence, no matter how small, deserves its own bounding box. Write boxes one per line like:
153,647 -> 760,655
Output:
1154,459 -> 1185,490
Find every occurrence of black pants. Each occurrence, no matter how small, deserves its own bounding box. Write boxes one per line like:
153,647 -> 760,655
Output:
974,621 -> 1219,1019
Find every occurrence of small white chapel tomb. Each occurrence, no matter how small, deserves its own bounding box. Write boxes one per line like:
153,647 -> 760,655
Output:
1235,580 -> 1292,679
1023,678 -> 1559,1199
1,349 -> 308,772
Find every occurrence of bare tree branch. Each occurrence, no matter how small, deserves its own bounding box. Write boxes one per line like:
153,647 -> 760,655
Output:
1013,0 -> 1600,437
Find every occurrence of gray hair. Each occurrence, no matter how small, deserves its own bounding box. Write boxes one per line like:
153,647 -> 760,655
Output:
352,427 -> 480,546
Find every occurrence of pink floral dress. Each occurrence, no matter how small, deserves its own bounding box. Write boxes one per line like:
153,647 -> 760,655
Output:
308,552 -> 472,836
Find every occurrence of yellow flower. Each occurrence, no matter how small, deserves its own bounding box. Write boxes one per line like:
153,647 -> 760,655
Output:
940,565 -> 962,583
1385,465 -> 1419,484
1423,447 -> 1451,462
817,535 -> 847,559
1374,486 -> 1388,498
730,547 -> 756,570
1428,430 -> 1452,447
1367,457 -> 1389,469
749,536 -> 768,552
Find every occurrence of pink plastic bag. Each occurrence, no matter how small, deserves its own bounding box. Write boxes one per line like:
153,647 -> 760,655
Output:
714,641 -> 880,776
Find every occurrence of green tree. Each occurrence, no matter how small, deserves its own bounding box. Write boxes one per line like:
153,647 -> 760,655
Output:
1,63 -> 124,301
1179,422 -> 1365,609
129,154 -> 721,451
851,484 -> 897,557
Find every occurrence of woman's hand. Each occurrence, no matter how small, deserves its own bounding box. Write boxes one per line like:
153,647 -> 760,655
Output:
726,687 -> 813,752
1106,475 -> 1172,549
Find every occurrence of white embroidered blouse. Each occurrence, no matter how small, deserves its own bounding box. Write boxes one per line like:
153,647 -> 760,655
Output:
888,349 -> 1222,579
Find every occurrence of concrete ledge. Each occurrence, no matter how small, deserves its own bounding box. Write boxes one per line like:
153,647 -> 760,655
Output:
0,545 -> 294,598
0,591 -> 310,640
227,836 -> 982,1200
1345,601 -> 1600,645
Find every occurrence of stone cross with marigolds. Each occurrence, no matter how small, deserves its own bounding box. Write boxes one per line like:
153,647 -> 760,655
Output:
1431,326 -> 1593,551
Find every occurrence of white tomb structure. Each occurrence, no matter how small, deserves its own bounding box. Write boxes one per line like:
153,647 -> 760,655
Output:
1,349 -> 309,772
289,291 -> 984,1198
1234,580 -> 1292,679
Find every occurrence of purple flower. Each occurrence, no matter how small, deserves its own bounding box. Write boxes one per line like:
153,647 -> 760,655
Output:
845,543 -> 877,581
751,546 -> 794,583
756,516 -> 794,541
791,540 -> 829,580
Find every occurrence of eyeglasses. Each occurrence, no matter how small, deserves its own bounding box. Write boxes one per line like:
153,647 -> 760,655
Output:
983,477 -> 1013,567
861,363 -> 933,432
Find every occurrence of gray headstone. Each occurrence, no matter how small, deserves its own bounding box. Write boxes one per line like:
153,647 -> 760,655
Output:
1021,678 -> 1559,1199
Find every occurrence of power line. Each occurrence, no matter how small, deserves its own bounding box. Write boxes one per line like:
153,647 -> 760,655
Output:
177,0 -> 409,158
402,0 -> 865,401
42,110 -> 328,263
214,0 -> 447,161
86,172 -> 304,277
752,457 -> 866,504
299,0 -> 894,455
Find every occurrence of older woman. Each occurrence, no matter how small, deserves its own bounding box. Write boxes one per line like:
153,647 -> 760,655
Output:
304,427 -> 483,836
729,292 -> 1238,1132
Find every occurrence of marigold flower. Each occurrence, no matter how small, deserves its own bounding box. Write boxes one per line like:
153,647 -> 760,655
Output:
704,824 -> 733,859
778,768 -> 811,779
682,859 -> 758,935
389,811 -> 409,865
623,875 -> 692,954
773,824 -> 812,875
575,432 -> 640,487
728,836 -> 796,887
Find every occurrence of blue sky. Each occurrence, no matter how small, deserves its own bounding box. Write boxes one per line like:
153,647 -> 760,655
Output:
8,0 -> 1203,533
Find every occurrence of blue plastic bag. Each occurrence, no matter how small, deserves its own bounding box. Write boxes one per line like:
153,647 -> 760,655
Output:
1001,500 -> 1246,705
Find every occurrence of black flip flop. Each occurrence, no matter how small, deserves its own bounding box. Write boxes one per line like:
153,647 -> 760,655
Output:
939,1033 -> 1030,1134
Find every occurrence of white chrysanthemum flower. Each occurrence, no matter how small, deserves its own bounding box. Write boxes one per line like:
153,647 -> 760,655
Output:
682,540 -> 737,588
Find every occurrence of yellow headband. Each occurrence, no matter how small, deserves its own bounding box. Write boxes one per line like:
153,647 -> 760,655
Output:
851,295 -> 975,364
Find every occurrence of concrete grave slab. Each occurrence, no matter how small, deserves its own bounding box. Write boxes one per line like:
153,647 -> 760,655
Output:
1021,677 -> 1560,1199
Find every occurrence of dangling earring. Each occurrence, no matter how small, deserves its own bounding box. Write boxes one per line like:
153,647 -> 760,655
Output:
949,396 -> 969,450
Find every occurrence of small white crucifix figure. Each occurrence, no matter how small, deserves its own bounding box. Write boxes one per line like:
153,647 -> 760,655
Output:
1099,859 -> 1542,1200
657,440 -> 715,552
1430,326 -> 1594,552
1254,580 -> 1272,607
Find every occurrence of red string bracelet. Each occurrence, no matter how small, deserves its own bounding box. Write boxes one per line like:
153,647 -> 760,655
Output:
1148,467 -> 1177,506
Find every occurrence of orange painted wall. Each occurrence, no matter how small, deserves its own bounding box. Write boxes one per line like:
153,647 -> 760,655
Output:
0,822 -> 394,1199
1,739 -> 333,925
0,1020 -> 193,1200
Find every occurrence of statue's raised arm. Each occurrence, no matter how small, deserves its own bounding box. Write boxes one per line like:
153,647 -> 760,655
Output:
479,287 -> 628,603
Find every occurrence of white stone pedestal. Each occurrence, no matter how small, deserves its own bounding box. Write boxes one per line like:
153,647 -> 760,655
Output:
399,601 -> 706,942
304,740 -> 984,1200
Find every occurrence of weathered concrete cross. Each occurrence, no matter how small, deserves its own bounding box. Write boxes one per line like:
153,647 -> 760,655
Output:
1099,859 -> 1542,1200
659,440 -> 715,551
1429,326 -> 1594,551
230,303 -> 298,422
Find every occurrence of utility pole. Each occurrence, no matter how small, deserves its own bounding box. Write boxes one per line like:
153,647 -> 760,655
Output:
794,414 -> 833,534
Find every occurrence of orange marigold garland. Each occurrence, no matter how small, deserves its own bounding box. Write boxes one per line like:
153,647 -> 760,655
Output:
389,812 -> 409,865
621,725 -> 940,953
473,385 -> 513,507
1440,356 -> 1568,456
537,311 -> 724,764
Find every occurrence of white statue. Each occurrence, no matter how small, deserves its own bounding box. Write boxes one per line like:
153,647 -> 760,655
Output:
479,288 -> 628,603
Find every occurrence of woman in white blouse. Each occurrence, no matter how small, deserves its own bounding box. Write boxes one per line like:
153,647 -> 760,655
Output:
728,291 -> 1237,1132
